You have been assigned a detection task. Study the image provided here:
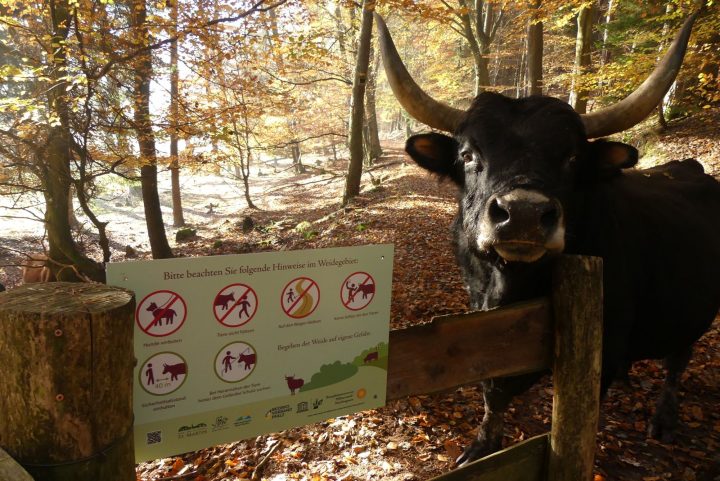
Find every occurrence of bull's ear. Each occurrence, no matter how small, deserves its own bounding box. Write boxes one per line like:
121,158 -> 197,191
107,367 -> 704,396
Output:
406,133 -> 463,185
588,140 -> 638,174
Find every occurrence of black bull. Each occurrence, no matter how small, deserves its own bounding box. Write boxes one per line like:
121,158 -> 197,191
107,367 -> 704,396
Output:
376,11 -> 720,465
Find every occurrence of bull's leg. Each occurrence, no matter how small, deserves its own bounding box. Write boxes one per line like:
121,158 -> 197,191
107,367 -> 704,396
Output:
648,346 -> 692,443
456,372 -> 542,466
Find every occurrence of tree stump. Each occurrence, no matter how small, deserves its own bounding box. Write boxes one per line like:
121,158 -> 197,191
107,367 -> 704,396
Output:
0,282 -> 136,481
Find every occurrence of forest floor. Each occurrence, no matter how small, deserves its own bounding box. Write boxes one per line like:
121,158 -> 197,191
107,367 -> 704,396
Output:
1,107 -> 720,481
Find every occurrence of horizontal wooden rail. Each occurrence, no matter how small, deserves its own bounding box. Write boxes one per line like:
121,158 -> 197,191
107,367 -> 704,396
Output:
387,298 -> 553,400
429,434 -> 549,481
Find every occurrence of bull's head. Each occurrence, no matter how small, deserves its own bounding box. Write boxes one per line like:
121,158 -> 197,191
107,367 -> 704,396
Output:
376,13 -> 697,263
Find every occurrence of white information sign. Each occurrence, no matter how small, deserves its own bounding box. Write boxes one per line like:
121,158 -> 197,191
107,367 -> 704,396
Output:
107,245 -> 393,461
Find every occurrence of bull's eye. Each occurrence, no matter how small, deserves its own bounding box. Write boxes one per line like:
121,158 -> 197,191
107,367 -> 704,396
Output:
565,155 -> 577,168
461,151 -> 473,163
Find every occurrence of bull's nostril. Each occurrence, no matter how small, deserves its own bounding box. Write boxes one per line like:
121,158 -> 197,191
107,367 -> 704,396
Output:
540,205 -> 559,230
488,198 -> 510,224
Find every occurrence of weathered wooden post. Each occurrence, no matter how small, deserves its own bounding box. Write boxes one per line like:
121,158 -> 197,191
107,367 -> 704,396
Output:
548,256 -> 603,481
0,283 -> 136,481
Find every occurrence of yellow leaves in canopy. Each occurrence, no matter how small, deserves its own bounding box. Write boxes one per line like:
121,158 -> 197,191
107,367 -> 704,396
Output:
693,73 -> 720,105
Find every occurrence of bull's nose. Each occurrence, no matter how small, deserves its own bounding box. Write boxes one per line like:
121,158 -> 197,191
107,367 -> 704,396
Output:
488,197 -> 511,225
486,190 -> 561,237
478,189 -> 565,262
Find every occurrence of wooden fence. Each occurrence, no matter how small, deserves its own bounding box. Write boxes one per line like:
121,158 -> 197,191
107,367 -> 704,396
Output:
386,255 -> 603,481
0,255 -> 601,481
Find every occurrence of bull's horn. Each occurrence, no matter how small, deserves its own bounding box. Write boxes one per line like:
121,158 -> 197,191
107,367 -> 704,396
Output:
582,11 -> 700,138
375,13 -> 464,133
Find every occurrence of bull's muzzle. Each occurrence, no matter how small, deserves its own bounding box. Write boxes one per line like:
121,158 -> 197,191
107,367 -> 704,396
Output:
479,189 -> 565,263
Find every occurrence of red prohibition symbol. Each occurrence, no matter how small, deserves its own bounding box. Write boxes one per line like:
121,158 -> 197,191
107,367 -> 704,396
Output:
136,290 -> 187,337
281,277 -> 320,319
341,272 -> 376,311
213,283 -> 258,327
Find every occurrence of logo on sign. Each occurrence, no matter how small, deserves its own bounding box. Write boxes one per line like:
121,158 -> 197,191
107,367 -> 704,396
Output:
177,423 -> 207,438
234,415 -> 252,427
265,405 -> 292,419
212,416 -> 229,431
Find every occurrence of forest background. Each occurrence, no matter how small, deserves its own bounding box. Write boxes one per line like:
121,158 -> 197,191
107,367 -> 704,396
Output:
0,0 -> 718,280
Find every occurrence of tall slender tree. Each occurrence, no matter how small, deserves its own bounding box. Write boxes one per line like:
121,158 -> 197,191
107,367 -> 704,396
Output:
526,0 -> 544,96
43,0 -> 104,281
343,0 -> 374,205
364,43 -> 383,164
169,0 -> 185,227
569,3 -> 596,113
130,0 -> 174,258
456,0 -> 505,95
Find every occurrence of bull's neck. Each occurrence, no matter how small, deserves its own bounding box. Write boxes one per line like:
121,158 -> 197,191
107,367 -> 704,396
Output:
482,258 -> 554,309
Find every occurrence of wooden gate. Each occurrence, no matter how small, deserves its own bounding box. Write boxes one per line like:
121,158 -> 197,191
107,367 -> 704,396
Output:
386,255 -> 603,481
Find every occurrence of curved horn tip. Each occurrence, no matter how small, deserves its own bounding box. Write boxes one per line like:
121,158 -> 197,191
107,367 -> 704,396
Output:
373,12 -> 464,132
581,10 -> 700,138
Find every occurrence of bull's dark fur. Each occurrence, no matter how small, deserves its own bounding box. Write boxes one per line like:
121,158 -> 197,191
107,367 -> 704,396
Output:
406,92 -> 720,463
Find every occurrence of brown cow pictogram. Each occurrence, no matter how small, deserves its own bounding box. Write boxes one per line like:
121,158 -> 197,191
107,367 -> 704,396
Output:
284,374 -> 305,395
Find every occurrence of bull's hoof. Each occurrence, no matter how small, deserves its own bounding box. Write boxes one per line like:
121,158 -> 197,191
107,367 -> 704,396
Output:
648,416 -> 678,444
455,439 -> 500,467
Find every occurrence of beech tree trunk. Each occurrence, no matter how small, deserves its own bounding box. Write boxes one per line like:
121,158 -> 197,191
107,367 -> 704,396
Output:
43,0 -> 104,282
343,0 -> 374,205
67,188 -> 80,229
656,3 -> 676,129
569,5 -> 594,114
457,0 -> 501,95
131,0 -> 173,259
169,0 -> 185,227
526,0 -> 543,96
364,44 -> 382,165
291,141 -> 305,174
0,283 -> 136,481
600,0 -> 614,67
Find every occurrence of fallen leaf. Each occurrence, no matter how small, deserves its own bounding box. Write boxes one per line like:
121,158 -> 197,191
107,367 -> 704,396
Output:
169,458 -> 184,475
690,405 -> 704,421
444,439 -> 462,460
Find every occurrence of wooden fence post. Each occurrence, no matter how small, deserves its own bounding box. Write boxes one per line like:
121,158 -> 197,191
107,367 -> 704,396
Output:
0,283 -> 136,481
548,256 -> 603,481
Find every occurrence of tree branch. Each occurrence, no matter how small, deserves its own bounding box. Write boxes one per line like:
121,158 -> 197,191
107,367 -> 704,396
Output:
261,68 -> 352,86
92,0 -> 288,81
